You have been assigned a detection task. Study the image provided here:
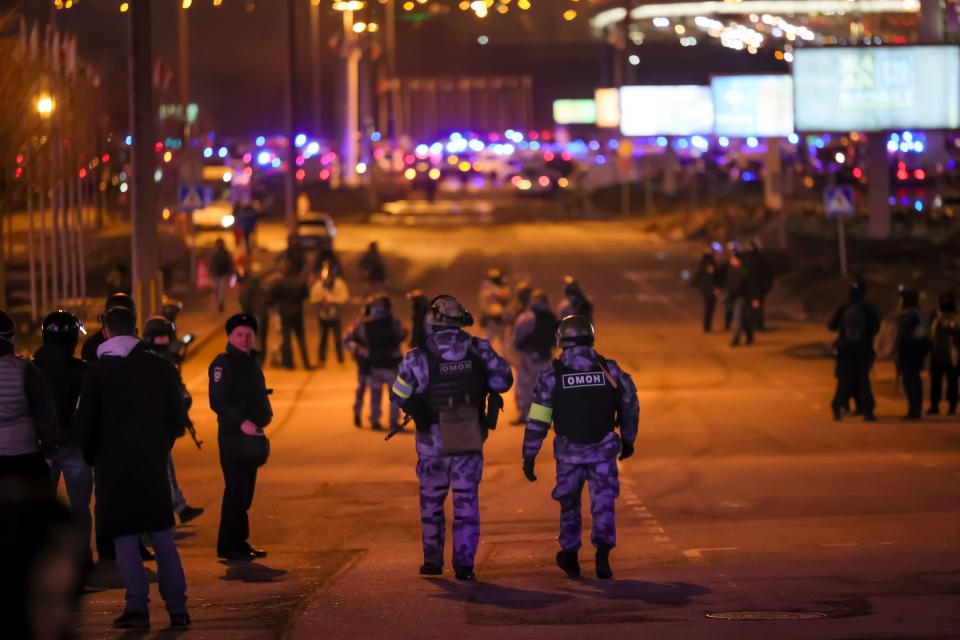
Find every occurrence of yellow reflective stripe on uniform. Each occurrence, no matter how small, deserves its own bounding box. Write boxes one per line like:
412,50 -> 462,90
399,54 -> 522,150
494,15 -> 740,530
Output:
528,403 -> 553,424
392,376 -> 414,399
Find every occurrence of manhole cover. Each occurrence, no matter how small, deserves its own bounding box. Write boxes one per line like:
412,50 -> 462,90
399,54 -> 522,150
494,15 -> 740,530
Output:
706,611 -> 828,621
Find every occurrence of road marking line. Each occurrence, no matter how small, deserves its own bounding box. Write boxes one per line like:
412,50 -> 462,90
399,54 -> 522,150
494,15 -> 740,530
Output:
821,542 -> 860,547
645,526 -> 665,534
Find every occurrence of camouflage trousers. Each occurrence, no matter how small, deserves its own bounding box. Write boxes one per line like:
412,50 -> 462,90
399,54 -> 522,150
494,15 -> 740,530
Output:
515,352 -> 549,421
416,452 -> 483,568
551,459 -> 619,551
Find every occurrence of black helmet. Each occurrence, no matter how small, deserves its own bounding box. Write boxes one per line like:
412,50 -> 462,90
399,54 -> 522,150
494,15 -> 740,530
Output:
0,310 -> 15,340
143,315 -> 176,344
42,310 -> 85,348
556,314 -> 594,348
160,296 -> 183,323
429,294 -> 474,328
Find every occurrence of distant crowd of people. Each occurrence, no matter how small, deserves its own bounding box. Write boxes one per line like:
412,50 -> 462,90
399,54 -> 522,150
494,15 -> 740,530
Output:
690,239 -> 775,347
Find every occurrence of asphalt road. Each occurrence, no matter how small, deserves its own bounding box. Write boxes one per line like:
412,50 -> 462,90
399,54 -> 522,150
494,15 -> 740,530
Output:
78,219 -> 960,639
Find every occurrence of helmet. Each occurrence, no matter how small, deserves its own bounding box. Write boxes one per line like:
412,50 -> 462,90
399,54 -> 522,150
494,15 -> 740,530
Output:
160,296 -> 183,323
429,295 -> 474,328
143,315 -> 176,343
41,310 -> 85,348
556,314 -> 594,348
0,310 -> 15,340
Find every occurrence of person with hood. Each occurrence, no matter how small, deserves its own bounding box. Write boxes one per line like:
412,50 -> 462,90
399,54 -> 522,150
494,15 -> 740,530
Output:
344,304 -> 373,428
269,259 -> 312,370
309,264 -> 350,366
512,290 -> 557,425
81,293 -> 137,363
724,249 -> 755,347
76,306 -> 189,629
928,291 -> 960,415
690,243 -> 723,333
354,294 -> 407,430
558,276 -> 594,321
209,314 -> 273,562
0,310 -> 57,490
390,295 -> 513,580
895,287 -> 930,420
827,278 -> 880,422
478,268 -> 511,350
238,269 -> 270,363
407,289 -> 431,351
521,315 -> 639,580
359,241 -> 387,293
142,317 -> 205,526
210,238 -> 236,313
33,310 -> 93,567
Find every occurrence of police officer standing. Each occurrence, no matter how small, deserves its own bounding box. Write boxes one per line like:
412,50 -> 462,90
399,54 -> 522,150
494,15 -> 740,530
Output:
827,278 -> 879,422
209,314 -> 273,561
33,311 -> 93,566
690,243 -> 722,333
558,276 -> 593,321
390,295 -> 513,580
356,294 -> 407,430
512,290 -> 557,425
522,315 -> 639,580
928,291 -> 959,416
895,287 -> 929,421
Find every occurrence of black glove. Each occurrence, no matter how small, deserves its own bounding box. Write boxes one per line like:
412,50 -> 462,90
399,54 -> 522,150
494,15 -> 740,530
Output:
522,457 -> 537,482
619,441 -> 635,461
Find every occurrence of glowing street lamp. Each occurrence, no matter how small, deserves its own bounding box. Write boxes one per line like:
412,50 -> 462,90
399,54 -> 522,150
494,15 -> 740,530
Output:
36,95 -> 55,118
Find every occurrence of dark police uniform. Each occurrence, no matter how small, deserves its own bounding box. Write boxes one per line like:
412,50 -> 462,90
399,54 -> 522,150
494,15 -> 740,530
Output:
209,344 -> 273,557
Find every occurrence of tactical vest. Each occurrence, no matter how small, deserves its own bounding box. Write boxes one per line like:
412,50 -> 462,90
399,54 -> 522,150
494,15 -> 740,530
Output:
364,316 -> 402,369
552,358 -> 618,444
425,341 -> 487,419
0,355 -> 38,455
519,308 -> 557,360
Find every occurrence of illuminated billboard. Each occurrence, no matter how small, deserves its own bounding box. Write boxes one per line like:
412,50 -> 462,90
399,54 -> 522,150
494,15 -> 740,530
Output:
793,46 -> 960,132
712,75 -> 794,137
553,99 -> 597,125
595,88 -> 621,128
619,85 -> 713,136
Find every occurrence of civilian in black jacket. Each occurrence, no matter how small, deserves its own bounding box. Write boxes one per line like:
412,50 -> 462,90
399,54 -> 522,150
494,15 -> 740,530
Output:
33,310 -> 93,567
209,314 -> 273,561
80,293 -> 136,363
895,287 -> 929,420
76,307 -> 189,629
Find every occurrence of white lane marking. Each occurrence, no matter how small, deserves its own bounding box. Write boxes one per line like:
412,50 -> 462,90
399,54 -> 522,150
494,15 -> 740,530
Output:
822,542 -> 860,548
682,547 -> 739,562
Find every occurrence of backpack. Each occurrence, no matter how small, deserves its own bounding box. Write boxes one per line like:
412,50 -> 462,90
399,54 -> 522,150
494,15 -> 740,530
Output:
839,303 -> 867,345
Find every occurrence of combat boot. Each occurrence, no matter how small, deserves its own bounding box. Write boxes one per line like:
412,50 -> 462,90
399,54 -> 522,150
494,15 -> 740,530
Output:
595,546 -> 613,580
454,564 -> 475,581
556,549 -> 580,579
419,563 -> 442,576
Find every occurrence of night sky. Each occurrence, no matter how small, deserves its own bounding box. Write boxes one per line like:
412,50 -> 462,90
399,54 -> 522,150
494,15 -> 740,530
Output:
10,1 -> 785,137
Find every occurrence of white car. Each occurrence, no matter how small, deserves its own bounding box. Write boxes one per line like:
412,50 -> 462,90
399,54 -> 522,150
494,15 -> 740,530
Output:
296,211 -> 336,249
191,200 -> 235,230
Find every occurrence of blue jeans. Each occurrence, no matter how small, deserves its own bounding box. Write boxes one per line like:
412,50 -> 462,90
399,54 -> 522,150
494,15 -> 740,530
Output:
114,529 -> 187,615
49,446 -> 93,563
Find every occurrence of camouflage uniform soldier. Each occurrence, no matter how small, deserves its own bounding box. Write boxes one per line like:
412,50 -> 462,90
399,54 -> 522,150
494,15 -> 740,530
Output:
390,295 -> 513,581
511,290 -> 557,424
522,315 -> 639,580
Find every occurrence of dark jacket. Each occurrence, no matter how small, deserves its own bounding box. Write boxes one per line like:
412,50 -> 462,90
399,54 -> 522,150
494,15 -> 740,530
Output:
33,345 -> 88,447
76,340 -> 184,537
359,250 -> 386,284
895,307 -> 930,369
209,344 -> 273,438
210,247 -> 235,278
828,300 -> 880,356
690,253 -> 719,296
239,275 -> 269,319
269,274 -> 309,319
80,329 -> 106,363
724,262 -> 753,301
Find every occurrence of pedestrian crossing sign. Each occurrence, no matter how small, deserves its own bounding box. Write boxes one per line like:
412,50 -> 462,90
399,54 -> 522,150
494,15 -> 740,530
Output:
179,185 -> 205,211
824,186 -> 856,218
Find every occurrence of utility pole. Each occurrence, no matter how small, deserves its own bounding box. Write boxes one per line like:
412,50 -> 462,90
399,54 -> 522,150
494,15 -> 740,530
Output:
385,0 -> 397,141
341,8 -> 360,187
284,0 -> 299,235
129,0 -> 161,322
178,2 -> 191,138
309,0 -> 323,136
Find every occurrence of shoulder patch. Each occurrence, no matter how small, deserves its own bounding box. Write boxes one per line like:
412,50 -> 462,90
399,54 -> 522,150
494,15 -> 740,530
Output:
212,366 -> 223,383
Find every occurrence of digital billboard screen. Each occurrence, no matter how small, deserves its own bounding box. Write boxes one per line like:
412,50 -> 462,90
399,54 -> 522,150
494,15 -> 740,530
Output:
595,88 -> 621,128
793,46 -> 960,132
619,85 -> 713,136
712,75 -> 794,137
553,99 -> 597,125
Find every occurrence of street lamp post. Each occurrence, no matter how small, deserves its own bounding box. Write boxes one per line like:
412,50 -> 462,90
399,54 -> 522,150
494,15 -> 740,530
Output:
334,0 -> 364,188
